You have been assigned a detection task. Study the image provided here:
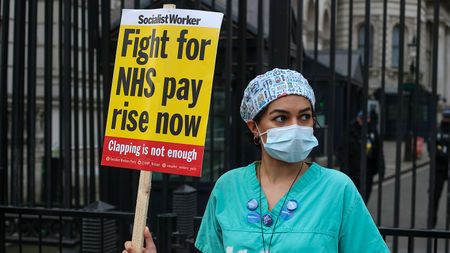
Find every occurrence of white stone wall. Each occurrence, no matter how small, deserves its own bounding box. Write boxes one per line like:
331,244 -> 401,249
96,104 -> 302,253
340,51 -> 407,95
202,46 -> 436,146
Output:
3,0 -> 103,148
333,0 -> 450,99
301,0 -> 332,50
445,28 -> 450,101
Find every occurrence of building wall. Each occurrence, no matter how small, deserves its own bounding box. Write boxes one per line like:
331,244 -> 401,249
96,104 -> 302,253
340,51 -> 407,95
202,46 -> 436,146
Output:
301,0 -> 332,50
336,0 -> 427,92
333,0 -> 450,102
1,0 -> 103,202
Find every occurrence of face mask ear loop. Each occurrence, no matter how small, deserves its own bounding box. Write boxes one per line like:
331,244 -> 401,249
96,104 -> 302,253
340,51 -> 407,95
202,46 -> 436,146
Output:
255,123 -> 267,145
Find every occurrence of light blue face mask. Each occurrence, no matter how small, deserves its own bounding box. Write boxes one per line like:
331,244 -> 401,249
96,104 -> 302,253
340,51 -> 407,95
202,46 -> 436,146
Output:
257,124 -> 318,163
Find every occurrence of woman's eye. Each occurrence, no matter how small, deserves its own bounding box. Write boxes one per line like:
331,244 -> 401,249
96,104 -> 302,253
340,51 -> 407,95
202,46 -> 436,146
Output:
274,115 -> 287,122
300,114 -> 312,121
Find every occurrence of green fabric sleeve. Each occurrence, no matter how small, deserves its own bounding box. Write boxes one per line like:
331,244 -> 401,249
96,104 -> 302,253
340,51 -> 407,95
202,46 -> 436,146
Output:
338,184 -> 390,253
194,191 -> 224,253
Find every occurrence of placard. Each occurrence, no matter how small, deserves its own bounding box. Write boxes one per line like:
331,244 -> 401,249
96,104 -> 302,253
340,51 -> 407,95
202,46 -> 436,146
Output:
101,8 -> 223,177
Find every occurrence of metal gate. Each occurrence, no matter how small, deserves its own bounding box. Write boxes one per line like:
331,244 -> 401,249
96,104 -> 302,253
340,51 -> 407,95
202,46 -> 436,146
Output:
0,0 -> 449,252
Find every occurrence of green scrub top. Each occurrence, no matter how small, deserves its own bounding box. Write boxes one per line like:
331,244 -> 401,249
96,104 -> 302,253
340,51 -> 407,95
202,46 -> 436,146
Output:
195,162 -> 390,253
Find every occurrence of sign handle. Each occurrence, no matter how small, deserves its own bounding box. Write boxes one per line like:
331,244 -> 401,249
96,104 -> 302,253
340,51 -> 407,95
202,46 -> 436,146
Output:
163,4 -> 176,8
131,3 -> 174,251
131,170 -> 153,251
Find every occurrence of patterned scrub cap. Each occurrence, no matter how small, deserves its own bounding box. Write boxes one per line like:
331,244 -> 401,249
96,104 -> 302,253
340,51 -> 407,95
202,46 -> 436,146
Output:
240,68 -> 315,122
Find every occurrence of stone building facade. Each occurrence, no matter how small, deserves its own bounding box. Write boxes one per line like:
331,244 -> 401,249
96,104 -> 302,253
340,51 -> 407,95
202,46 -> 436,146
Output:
300,0 -> 450,101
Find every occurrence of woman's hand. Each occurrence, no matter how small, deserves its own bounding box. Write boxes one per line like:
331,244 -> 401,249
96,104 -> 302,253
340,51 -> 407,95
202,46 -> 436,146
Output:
122,227 -> 157,253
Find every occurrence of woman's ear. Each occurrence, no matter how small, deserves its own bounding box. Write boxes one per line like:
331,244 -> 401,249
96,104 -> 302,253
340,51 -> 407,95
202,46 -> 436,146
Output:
247,120 -> 262,146
313,116 -> 321,129
246,120 -> 259,137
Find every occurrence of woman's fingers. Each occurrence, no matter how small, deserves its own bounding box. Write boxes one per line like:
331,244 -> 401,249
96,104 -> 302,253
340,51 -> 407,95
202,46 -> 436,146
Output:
123,241 -> 135,253
144,227 -> 157,252
123,227 -> 156,253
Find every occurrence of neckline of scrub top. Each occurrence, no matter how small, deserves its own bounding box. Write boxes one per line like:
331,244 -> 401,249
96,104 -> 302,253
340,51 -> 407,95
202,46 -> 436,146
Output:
249,161 -> 321,218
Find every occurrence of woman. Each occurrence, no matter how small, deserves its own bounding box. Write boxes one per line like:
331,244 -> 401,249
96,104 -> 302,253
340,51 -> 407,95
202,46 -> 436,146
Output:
124,68 -> 389,252
194,68 -> 389,252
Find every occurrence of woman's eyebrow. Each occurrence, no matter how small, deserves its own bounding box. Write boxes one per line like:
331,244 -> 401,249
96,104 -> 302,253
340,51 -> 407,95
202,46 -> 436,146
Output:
268,107 -> 311,115
268,109 -> 289,115
298,107 -> 312,114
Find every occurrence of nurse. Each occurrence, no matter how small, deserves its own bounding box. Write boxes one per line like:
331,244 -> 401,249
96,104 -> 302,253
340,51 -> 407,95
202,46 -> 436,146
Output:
194,68 -> 390,252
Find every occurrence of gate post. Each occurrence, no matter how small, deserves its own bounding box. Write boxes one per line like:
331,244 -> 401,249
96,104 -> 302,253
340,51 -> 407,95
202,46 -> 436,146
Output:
269,0 -> 291,68
0,211 -> 5,253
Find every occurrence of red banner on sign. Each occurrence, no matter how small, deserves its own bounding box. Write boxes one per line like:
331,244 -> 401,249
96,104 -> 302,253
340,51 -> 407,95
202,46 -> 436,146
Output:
102,136 -> 204,177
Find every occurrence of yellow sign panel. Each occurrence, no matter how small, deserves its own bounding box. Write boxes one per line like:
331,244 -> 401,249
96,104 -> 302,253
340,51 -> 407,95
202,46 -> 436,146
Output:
102,9 -> 223,177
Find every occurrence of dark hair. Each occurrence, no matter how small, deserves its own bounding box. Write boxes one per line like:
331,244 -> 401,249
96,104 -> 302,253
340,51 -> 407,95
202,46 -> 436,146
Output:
253,107 -> 268,124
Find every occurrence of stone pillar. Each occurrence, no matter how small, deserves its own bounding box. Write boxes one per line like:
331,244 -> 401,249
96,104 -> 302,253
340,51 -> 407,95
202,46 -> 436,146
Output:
437,24 -> 446,100
445,27 -> 450,102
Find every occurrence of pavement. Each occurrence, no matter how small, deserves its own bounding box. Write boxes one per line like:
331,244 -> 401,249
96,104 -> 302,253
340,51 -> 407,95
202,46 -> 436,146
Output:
377,140 -> 430,183
314,140 -> 430,180
366,141 -> 450,252
316,140 -> 439,252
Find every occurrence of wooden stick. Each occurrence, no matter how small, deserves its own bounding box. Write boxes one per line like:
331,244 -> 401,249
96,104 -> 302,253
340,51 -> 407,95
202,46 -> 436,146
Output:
131,3 -> 174,251
163,4 -> 176,9
131,170 -> 153,251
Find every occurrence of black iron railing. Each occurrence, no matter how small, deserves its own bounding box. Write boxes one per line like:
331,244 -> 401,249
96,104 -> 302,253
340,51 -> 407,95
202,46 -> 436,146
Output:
0,0 -> 447,252
4,206 -> 450,253
0,206 -> 134,253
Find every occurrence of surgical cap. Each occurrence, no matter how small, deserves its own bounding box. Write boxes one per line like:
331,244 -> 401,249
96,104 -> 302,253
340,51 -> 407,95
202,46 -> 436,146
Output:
240,68 -> 315,122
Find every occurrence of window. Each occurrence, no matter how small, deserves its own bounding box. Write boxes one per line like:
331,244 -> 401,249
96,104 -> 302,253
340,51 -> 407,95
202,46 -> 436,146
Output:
392,25 -> 400,68
358,24 -> 374,67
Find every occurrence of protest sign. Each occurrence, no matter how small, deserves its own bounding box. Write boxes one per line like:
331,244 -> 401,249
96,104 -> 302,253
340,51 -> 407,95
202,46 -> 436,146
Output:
101,7 -> 223,177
